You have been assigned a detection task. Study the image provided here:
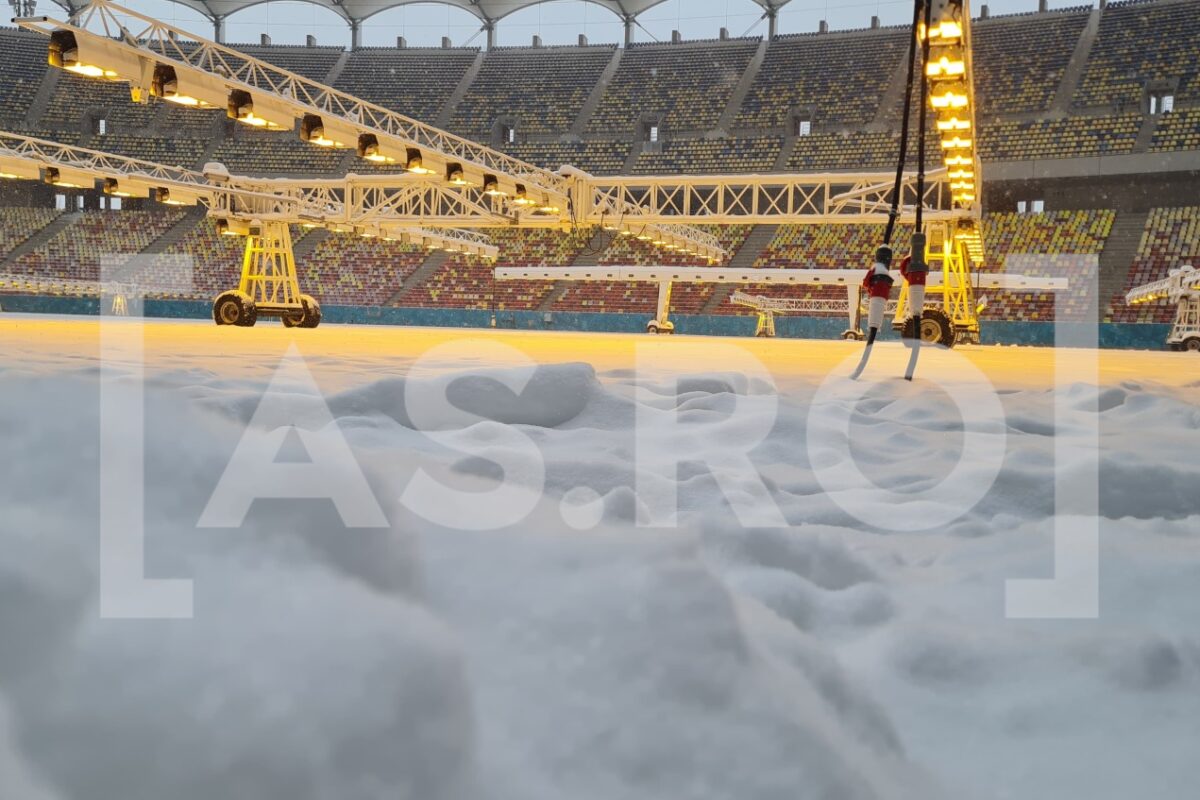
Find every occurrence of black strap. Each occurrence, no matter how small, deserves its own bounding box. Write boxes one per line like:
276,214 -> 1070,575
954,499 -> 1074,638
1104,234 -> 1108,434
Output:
884,0 -> 925,246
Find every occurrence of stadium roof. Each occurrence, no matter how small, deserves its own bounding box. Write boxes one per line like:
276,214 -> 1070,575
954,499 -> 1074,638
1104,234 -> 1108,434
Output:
69,0 -> 793,27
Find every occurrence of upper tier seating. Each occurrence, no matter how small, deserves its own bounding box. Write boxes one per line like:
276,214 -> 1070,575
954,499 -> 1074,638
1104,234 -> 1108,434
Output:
634,137 -> 781,174
11,209 -> 185,283
972,10 -> 1089,115
587,40 -> 759,135
0,28 -> 48,123
404,228 -> 591,311
0,207 -> 62,261
334,48 -> 478,123
1150,108 -> 1200,152
499,141 -> 630,175
1074,0 -> 1200,109
91,133 -> 208,169
979,114 -> 1141,161
41,73 -> 158,131
229,44 -> 344,82
209,128 -> 347,176
1109,206 -> 1200,323
162,216 -> 245,297
737,30 -> 907,129
450,46 -> 614,137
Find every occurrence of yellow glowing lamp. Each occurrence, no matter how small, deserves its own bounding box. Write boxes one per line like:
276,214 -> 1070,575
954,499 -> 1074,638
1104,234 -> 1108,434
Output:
405,148 -> 436,175
953,192 -> 976,203
941,136 -> 973,150
511,184 -> 535,206
948,169 -> 975,180
151,64 -> 215,108
927,53 -> 966,78
227,90 -> 291,131
936,115 -> 971,131
944,154 -> 973,166
928,20 -> 963,40
951,180 -> 975,191
299,114 -> 351,148
483,175 -> 508,197
445,163 -> 475,187
636,233 -> 652,241
931,84 -> 970,109
42,166 -> 93,189
356,134 -> 395,164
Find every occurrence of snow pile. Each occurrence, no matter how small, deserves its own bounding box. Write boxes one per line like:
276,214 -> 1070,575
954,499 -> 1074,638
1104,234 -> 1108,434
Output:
1,327 -> 1198,799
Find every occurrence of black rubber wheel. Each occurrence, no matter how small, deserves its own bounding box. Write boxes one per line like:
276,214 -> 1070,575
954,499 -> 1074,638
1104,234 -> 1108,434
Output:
921,309 -> 955,347
213,291 -> 256,327
298,295 -> 322,329
282,312 -> 303,328
841,329 -> 864,341
1184,337 -> 1200,353
647,324 -> 659,335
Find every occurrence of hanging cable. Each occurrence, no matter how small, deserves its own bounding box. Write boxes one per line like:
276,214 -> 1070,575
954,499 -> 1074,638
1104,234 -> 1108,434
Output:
903,0 -> 934,381
850,0 -> 925,380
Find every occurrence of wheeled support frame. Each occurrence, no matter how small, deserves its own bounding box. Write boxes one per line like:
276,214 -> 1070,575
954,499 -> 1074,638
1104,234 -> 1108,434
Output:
212,221 -> 322,328
646,280 -> 676,334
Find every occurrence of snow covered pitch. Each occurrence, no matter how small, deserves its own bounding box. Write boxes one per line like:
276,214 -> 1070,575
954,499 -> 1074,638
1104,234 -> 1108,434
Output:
1,315 -> 1198,800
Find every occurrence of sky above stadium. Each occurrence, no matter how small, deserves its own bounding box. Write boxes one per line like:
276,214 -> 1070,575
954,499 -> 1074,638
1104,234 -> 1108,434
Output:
101,0 -> 1092,48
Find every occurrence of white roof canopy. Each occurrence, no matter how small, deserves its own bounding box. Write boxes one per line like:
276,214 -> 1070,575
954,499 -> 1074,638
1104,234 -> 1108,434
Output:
53,0 -> 792,27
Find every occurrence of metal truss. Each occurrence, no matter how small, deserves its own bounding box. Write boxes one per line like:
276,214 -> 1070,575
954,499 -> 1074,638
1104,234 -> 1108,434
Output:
577,170 -> 965,225
0,131 -> 500,256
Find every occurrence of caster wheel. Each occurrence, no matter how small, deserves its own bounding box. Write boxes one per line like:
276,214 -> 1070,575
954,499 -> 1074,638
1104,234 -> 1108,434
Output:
213,291 -> 257,327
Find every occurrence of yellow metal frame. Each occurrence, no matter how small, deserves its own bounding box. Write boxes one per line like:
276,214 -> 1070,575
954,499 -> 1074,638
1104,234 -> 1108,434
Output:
237,221 -> 302,310
895,220 -> 980,343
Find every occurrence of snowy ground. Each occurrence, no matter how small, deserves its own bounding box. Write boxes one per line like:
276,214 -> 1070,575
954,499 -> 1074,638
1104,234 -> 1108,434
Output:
1,315 -> 1198,800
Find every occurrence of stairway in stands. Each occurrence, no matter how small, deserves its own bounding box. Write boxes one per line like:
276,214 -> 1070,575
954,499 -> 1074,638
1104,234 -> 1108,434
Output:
141,207 -> 205,255
699,224 -> 779,314
389,250 -> 450,306
537,228 -> 615,312
0,211 -> 79,273
1096,210 -> 1148,320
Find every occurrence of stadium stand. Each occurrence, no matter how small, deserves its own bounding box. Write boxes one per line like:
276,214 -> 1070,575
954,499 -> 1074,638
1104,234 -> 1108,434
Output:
1074,0 -> 1200,109
553,226 -> 752,314
499,141 -> 630,175
1110,206 -> 1200,323
209,128 -> 348,176
587,40 -> 760,135
0,207 -> 63,260
633,137 -> 782,174
0,28 -> 49,123
10,210 -> 185,282
1150,108 -> 1200,152
972,9 -> 1089,115
91,134 -> 209,169
231,44 -> 344,82
979,114 -> 1141,161
979,209 -> 1114,320
737,30 -> 907,129
333,48 -> 479,123
298,232 -> 427,306
450,46 -> 615,137
405,228 -> 592,311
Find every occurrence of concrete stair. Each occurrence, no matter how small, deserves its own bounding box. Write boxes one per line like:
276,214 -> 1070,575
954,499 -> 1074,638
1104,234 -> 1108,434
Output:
0,211 -> 79,272
571,48 -> 623,136
291,227 -> 330,262
437,52 -> 486,130
142,207 -> 206,255
391,250 -> 450,305
1096,209 -> 1148,319
1134,114 -> 1160,153
22,67 -> 58,129
323,51 -> 350,86
1051,9 -> 1100,113
716,39 -> 768,133
699,224 -> 778,314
